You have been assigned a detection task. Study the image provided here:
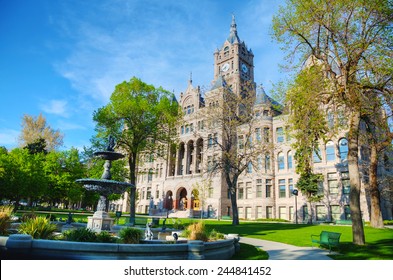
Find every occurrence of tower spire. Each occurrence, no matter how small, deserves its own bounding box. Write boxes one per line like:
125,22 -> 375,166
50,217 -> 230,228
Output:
227,14 -> 240,44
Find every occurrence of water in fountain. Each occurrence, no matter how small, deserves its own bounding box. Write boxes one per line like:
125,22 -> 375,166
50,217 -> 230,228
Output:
76,136 -> 133,232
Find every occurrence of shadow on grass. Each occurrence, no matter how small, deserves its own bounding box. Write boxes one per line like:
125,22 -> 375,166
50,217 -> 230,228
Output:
231,242 -> 269,260
331,239 -> 393,260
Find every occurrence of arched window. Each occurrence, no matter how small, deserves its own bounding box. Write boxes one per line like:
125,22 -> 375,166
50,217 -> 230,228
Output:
338,138 -> 348,161
326,140 -> 336,161
287,151 -> 293,169
278,152 -> 285,170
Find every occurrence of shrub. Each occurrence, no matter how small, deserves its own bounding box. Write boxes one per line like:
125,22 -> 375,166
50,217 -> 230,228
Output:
0,205 -> 14,236
21,212 -> 37,222
171,218 -> 185,230
96,231 -> 117,243
62,228 -> 97,242
18,216 -> 57,239
119,227 -> 143,244
208,229 -> 225,241
185,221 -> 208,242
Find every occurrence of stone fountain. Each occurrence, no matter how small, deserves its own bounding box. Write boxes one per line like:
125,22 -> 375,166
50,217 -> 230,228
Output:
76,136 -> 133,232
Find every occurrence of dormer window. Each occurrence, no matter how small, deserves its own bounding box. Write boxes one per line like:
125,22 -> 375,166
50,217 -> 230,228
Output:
224,46 -> 229,57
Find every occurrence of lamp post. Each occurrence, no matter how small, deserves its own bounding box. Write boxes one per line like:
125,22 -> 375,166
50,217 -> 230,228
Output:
292,189 -> 299,224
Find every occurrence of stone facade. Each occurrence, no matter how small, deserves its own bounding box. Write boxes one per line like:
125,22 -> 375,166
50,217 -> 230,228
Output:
111,16 -> 392,223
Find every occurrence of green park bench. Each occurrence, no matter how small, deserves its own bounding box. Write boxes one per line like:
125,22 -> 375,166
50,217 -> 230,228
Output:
311,230 -> 341,253
221,215 -> 231,220
335,219 -> 352,225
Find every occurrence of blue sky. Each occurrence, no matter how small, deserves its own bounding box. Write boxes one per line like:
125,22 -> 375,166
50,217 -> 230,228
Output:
0,0 -> 287,151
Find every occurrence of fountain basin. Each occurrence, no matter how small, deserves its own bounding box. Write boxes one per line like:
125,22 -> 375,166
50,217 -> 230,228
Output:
93,151 -> 124,161
0,234 -> 239,260
75,179 -> 133,195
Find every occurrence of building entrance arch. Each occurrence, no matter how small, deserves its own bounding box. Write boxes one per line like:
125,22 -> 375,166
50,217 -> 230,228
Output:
164,191 -> 173,211
176,187 -> 188,210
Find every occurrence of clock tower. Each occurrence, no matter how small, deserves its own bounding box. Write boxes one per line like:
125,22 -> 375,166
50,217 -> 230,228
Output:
213,15 -> 255,95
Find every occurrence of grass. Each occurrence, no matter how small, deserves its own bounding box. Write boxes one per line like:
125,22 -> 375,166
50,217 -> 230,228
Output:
202,220 -> 393,260
12,211 -> 392,259
231,242 -> 268,260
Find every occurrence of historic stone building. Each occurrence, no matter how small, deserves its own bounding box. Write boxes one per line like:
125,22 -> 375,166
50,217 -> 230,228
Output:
112,16 -> 392,223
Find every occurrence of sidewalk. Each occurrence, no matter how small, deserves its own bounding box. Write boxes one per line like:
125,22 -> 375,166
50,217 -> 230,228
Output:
240,237 -> 333,260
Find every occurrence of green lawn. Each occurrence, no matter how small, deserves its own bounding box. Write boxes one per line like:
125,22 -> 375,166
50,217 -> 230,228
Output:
14,211 -> 393,260
201,220 -> 393,260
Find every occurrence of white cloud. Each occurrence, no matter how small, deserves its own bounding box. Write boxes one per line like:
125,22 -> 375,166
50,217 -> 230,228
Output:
40,99 -> 69,117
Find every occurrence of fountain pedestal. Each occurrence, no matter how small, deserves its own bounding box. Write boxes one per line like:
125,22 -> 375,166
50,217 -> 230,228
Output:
76,137 -> 134,233
87,211 -> 114,232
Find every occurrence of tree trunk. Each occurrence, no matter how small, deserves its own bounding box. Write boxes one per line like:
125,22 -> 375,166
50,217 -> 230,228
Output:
128,152 -> 137,226
348,111 -> 365,245
230,190 -> 239,225
369,144 -> 384,228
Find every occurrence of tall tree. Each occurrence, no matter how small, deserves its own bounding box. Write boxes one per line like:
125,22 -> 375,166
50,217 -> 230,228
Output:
285,65 -> 328,223
93,77 -> 180,225
200,81 -> 272,225
272,0 -> 393,245
19,113 -> 64,151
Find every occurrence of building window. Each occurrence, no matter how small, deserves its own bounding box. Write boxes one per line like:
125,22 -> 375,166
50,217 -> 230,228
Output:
181,126 -> 184,134
208,187 -> 214,198
265,154 -> 271,171
344,205 -> 351,220
266,179 -> 272,198
287,151 -> 293,169
339,138 -> 348,162
256,206 -> 263,219
263,127 -> 270,142
342,172 -> 350,195
276,127 -> 284,143
328,172 -> 338,195
257,156 -> 262,170
326,140 -> 336,161
279,179 -> 286,198
238,135 -> 244,149
238,207 -> 244,219
256,179 -> 263,198
303,205 -> 309,222
278,152 -> 285,170
313,146 -> 322,163
246,207 -> 252,219
279,206 -> 287,220
146,187 -> 151,200
289,206 -> 294,222
213,133 -> 218,146
208,134 -> 213,148
255,128 -> 261,142
331,205 -> 341,222
148,169 -> 153,182
247,161 -> 253,173
246,182 -> 252,199
317,179 -> 324,195
263,110 -> 269,116
266,206 -> 273,219
238,183 -> 244,199
316,205 -> 327,221
288,178 -> 294,197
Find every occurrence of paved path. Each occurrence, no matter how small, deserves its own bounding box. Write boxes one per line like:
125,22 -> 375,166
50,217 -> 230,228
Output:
240,237 -> 333,260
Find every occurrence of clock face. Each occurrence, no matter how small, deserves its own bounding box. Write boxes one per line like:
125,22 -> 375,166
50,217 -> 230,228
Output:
241,63 -> 248,73
222,63 -> 230,72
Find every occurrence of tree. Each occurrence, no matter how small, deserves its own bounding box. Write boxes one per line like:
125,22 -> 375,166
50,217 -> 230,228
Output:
362,98 -> 393,228
272,0 -> 393,245
0,148 -> 47,209
284,66 -> 328,223
19,113 -> 63,151
200,81 -> 272,225
93,77 -> 179,225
